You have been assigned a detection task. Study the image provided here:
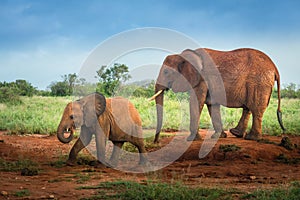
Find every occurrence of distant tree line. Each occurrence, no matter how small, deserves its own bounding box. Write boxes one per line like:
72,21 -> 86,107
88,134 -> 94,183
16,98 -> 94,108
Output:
0,80 -> 37,104
272,83 -> 300,99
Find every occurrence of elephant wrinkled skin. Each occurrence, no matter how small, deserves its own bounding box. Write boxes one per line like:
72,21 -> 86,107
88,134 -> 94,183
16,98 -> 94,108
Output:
57,93 -> 147,167
151,48 -> 286,143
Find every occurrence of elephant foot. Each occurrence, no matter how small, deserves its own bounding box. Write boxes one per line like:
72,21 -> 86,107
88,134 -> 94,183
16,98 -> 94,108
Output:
94,161 -> 110,168
153,135 -> 160,144
187,133 -> 201,141
230,128 -> 244,138
244,132 -> 261,141
66,159 -> 77,166
108,160 -> 118,168
211,131 -> 227,139
153,139 -> 160,144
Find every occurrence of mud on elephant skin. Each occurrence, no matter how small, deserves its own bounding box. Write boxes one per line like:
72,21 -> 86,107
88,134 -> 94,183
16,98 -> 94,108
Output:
150,48 -> 286,143
57,92 -> 147,167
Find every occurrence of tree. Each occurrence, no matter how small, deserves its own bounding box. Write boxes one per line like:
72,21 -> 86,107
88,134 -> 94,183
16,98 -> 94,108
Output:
72,78 -> 96,97
0,86 -> 22,104
96,63 -> 131,96
49,73 -> 79,96
272,83 -> 300,99
0,79 -> 37,104
49,81 -> 69,96
61,73 -> 78,95
14,79 -> 37,96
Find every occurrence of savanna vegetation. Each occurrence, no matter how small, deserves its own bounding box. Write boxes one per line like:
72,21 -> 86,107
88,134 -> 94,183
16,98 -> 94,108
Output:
0,94 -> 299,136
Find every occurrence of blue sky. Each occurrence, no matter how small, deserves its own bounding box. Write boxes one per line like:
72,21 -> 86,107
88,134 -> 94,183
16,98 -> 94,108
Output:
0,0 -> 299,89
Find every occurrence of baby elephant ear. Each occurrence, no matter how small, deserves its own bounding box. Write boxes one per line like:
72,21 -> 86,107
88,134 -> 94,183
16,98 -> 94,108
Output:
93,92 -> 106,116
82,92 -> 106,127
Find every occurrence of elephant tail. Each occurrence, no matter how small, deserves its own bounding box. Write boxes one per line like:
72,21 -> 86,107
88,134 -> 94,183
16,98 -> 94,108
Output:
275,74 -> 286,133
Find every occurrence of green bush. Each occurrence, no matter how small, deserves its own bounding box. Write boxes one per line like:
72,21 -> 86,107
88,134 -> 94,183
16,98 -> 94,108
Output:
0,86 -> 22,105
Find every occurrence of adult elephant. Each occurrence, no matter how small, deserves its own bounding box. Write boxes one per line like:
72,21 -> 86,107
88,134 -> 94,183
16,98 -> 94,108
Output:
57,92 -> 147,167
150,48 -> 285,143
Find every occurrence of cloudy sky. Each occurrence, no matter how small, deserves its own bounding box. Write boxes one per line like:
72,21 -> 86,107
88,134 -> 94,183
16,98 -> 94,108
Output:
0,0 -> 299,89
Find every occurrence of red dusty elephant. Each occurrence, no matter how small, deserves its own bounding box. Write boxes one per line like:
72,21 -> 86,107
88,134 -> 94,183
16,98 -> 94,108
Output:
150,48 -> 286,142
57,93 -> 147,167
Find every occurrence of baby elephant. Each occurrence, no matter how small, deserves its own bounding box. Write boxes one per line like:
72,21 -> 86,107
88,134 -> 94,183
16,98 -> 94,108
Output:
56,92 -> 147,167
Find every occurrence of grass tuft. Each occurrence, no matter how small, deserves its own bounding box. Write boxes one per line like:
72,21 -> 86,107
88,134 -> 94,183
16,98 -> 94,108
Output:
0,158 -> 39,172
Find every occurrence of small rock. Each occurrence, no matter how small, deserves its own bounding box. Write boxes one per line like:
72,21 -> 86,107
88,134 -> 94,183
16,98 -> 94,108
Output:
282,174 -> 288,178
49,194 -> 55,199
41,187 -> 46,190
1,191 -> 8,196
249,175 -> 256,180
21,167 -> 38,176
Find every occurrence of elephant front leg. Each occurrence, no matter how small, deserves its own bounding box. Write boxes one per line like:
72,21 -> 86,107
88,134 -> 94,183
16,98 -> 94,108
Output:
67,126 -> 92,166
207,104 -> 227,138
187,89 -> 206,141
230,108 -> 251,138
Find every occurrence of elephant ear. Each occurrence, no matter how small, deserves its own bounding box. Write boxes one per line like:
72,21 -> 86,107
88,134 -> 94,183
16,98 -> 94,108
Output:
194,48 -> 227,105
80,92 -> 106,128
178,49 -> 203,88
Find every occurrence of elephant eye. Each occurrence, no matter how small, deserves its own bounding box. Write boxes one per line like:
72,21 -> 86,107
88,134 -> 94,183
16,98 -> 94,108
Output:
70,115 -> 74,120
163,69 -> 168,75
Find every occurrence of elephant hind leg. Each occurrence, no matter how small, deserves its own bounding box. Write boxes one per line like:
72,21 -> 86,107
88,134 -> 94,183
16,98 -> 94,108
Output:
230,108 -> 251,138
245,103 -> 268,140
131,139 -> 148,165
109,141 -> 124,167
245,112 -> 264,140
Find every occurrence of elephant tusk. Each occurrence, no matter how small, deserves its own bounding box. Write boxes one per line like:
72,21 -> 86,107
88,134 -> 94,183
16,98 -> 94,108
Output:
148,90 -> 163,101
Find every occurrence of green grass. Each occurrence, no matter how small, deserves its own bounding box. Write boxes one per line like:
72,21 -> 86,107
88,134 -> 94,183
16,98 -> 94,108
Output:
219,144 -> 241,152
13,189 -> 30,197
0,158 -> 39,172
79,180 -> 233,200
0,96 -> 72,134
0,96 -> 299,135
133,96 -> 300,136
241,181 -> 300,200
78,180 -> 300,200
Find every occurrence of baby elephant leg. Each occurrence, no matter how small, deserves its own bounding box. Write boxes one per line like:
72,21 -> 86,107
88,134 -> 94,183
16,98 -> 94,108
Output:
131,139 -> 148,165
67,128 -> 92,165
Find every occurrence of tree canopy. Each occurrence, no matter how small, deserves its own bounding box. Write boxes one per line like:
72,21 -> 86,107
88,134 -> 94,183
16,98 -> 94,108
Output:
95,63 -> 131,96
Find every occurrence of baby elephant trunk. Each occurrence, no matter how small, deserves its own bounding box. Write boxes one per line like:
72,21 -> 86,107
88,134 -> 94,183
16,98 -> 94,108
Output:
57,123 -> 74,144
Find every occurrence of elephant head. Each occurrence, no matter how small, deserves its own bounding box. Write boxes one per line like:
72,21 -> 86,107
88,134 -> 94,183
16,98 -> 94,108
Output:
57,92 -> 106,144
150,48 -> 225,143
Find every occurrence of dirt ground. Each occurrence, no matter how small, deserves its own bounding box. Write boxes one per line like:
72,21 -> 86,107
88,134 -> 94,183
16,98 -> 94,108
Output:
0,130 -> 300,199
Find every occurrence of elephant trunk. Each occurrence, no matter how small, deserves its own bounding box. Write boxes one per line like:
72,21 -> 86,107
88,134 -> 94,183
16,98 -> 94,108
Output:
153,84 -> 166,143
57,122 -> 74,144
